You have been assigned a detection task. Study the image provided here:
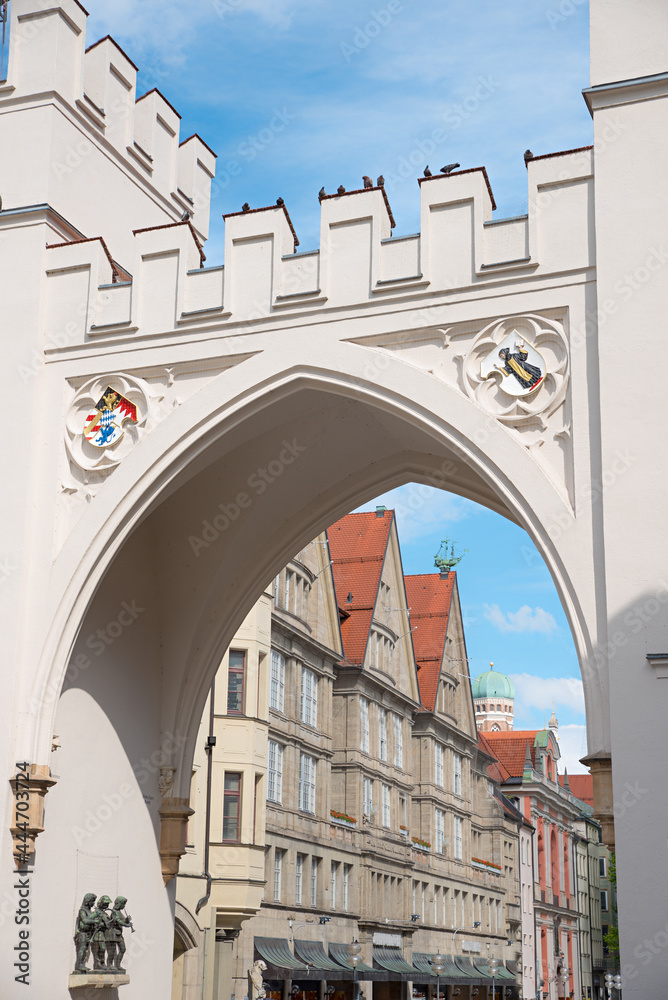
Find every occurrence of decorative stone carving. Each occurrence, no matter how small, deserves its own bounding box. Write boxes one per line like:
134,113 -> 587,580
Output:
64,373 -> 159,482
10,763 -> 57,866
158,797 -> 195,884
158,766 -> 177,797
461,314 -> 569,426
249,959 -> 267,1000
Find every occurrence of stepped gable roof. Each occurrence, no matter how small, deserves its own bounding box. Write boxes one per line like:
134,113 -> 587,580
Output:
327,510 -> 393,665
404,572 -> 455,710
483,730 -> 542,778
561,773 -> 593,806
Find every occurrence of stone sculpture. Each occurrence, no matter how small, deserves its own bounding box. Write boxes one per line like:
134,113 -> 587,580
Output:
248,959 -> 267,1000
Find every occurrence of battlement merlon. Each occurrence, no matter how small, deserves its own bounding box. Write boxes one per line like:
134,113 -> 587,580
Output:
1,0 -> 217,265
42,146 -> 594,347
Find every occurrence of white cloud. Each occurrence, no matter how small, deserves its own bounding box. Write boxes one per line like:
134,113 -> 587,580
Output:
509,673 -> 585,717
554,724 -> 589,776
484,604 -> 557,634
355,484 -> 473,542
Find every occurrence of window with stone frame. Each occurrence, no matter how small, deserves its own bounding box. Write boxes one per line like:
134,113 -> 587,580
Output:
267,740 -> 283,803
300,666 -> 318,727
270,648 -> 285,712
299,752 -> 316,813
435,742 -> 444,786
360,696 -> 370,753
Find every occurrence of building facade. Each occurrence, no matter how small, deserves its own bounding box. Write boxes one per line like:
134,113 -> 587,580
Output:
177,511 -> 522,998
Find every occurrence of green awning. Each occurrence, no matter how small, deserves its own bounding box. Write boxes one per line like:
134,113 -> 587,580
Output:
474,958 -> 516,981
329,943 -> 375,974
255,938 -> 310,972
295,940 -> 346,973
453,956 -> 486,979
373,946 -> 416,974
412,954 -> 464,980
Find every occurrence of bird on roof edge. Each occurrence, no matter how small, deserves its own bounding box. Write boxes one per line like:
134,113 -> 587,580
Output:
242,202 -> 250,212
524,149 -> 534,167
276,197 -> 284,206
362,175 -> 373,189
318,186 -> 326,200
423,165 -> 432,177
376,175 -> 385,187
337,185 -> 346,195
440,163 -> 460,174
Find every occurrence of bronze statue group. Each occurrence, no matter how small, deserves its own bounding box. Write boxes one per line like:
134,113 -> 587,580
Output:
73,893 -> 133,975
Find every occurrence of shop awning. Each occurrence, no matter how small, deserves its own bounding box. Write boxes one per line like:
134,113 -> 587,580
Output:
295,940 -> 347,973
473,958 -> 516,981
412,954 -> 464,980
452,956 -> 486,979
329,943 -> 375,974
255,938 -> 310,972
373,946 -> 417,975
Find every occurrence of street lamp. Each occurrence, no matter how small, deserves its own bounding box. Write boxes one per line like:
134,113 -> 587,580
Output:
488,956 -> 501,1000
605,973 -> 622,997
347,940 -> 362,1000
431,952 -> 446,1000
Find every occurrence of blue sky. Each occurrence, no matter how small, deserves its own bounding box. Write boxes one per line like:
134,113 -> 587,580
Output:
84,0 -> 592,770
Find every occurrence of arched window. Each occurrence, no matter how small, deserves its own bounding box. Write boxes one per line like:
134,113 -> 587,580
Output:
551,829 -> 559,890
491,723 -> 500,731
537,833 -> 544,882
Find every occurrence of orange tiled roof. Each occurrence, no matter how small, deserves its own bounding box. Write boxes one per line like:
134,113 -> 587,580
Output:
477,730 -> 512,783
327,510 -> 393,665
563,773 -> 593,806
404,572 -> 455,710
482,730 -> 542,778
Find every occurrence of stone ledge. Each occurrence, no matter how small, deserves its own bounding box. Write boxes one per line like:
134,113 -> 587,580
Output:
68,972 -> 130,989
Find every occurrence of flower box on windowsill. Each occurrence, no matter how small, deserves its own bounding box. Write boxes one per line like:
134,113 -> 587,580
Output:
330,810 -> 356,828
399,826 -> 409,837
411,837 -> 431,851
472,857 -> 502,872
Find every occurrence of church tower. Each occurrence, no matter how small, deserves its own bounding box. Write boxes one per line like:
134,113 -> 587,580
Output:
471,663 -> 515,732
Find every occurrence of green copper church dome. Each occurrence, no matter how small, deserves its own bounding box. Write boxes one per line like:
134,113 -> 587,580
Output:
471,664 -> 515,700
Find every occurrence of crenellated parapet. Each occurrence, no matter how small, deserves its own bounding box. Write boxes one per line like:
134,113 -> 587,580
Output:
43,146 -> 594,346
0,0 -> 216,264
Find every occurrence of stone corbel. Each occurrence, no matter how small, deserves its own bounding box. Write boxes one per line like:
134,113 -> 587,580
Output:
580,751 -> 614,849
10,764 -> 57,866
158,797 -> 194,885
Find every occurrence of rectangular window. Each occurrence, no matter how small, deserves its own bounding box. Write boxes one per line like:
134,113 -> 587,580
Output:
273,848 -> 284,901
343,864 -> 351,911
270,649 -> 285,712
330,861 -> 338,910
599,857 -> 607,878
223,773 -> 242,842
378,707 -> 388,761
300,667 -> 318,727
453,889 -> 459,926
453,752 -> 462,795
299,753 -> 316,813
435,808 -> 445,854
274,573 -> 281,606
382,784 -> 391,828
267,740 -> 283,803
296,853 -> 304,905
435,743 -> 444,786
227,649 -> 245,714
393,714 -> 403,767
311,857 -> 319,907
363,776 -> 373,818
601,890 -> 609,911
454,815 -> 463,860
360,697 -> 370,753
285,570 -> 292,611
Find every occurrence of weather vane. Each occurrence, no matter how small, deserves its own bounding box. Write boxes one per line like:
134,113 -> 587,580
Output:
434,538 -> 467,574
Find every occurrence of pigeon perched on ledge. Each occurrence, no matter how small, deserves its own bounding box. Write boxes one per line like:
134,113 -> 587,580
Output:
423,165 -> 432,177
376,175 -> 385,187
242,202 -> 250,212
318,187 -> 326,200
276,197 -> 284,206
337,185 -> 346,195
362,176 -> 373,189
440,163 -> 460,174
524,149 -> 534,167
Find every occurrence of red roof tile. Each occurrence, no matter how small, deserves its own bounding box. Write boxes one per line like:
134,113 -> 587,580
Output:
477,730 -> 512,782
327,511 -> 393,665
483,730 -> 542,778
404,573 -> 454,710
562,773 -> 593,806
